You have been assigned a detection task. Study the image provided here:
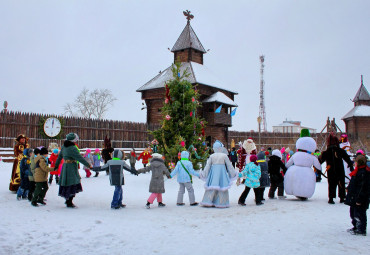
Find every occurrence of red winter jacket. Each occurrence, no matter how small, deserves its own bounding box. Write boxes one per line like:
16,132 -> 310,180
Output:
138,151 -> 152,164
49,153 -> 62,175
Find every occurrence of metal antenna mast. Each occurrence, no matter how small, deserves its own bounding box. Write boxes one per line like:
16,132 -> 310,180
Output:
259,55 -> 267,132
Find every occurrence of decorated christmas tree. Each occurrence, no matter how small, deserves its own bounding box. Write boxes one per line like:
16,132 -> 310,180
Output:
151,61 -> 208,170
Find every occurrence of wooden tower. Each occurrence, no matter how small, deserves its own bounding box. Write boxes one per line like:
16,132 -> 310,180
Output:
137,11 -> 238,146
342,75 -> 370,142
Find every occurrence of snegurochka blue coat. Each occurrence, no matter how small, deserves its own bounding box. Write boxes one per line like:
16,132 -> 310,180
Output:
238,162 -> 261,188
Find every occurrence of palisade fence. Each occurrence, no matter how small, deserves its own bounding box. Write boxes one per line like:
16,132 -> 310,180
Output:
228,130 -> 325,151
1,111 -> 332,153
0,111 -> 160,149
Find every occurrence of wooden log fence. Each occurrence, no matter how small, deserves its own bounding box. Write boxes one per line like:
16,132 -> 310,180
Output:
0,111 -> 159,149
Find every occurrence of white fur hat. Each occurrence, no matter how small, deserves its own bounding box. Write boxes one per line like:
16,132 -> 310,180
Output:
152,153 -> 162,158
272,149 -> 282,158
243,139 -> 256,153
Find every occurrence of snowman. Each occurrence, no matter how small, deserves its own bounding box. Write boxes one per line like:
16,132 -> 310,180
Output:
339,134 -> 352,184
284,129 -> 322,200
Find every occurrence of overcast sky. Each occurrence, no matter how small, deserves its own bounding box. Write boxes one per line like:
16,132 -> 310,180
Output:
1,0 -> 369,132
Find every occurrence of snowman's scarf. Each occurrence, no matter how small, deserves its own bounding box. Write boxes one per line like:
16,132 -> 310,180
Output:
297,149 -> 314,155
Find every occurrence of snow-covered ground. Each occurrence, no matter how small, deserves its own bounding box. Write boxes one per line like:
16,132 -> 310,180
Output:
1,161 -> 369,255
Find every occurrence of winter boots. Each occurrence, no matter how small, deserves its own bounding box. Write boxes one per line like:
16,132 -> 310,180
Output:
48,175 -> 59,184
348,228 -> 366,236
66,197 -> 76,208
177,202 -> 199,206
146,202 -> 166,209
85,169 -> 92,178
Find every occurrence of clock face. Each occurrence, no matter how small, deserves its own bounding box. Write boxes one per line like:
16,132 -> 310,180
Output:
44,117 -> 61,137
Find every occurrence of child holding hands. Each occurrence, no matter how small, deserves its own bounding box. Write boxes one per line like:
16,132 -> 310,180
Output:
170,151 -> 200,206
137,153 -> 171,209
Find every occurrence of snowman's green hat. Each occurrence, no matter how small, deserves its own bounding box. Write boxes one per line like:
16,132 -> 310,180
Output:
300,129 -> 310,137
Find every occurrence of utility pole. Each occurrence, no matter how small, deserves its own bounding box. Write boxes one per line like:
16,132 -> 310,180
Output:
259,55 -> 267,132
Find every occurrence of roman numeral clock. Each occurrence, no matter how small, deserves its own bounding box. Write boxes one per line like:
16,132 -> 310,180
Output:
43,117 -> 62,137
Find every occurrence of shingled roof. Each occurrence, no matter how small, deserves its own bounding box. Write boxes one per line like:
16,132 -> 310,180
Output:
171,22 -> 206,53
342,105 -> 370,119
136,62 -> 237,94
202,92 -> 238,106
353,83 -> 370,102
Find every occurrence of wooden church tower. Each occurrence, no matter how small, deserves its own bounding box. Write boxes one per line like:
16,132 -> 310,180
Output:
342,75 -> 370,143
137,11 -> 238,146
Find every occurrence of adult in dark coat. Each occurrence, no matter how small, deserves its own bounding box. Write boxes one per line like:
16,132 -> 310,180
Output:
55,133 -> 92,208
345,155 -> 370,235
9,134 -> 29,191
320,134 -> 353,204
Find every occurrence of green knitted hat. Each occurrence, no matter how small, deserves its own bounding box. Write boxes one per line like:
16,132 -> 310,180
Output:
66,133 -> 79,142
300,129 -> 310,137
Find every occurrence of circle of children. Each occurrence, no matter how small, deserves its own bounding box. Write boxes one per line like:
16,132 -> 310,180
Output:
9,129 -> 370,236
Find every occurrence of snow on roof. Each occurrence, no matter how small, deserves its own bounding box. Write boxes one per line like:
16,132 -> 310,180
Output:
202,92 -> 238,106
136,62 -> 238,94
274,122 -> 299,127
171,23 -> 206,53
353,84 -> 370,102
342,105 -> 370,119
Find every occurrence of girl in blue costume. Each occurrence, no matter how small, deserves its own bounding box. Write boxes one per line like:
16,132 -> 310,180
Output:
200,140 -> 237,208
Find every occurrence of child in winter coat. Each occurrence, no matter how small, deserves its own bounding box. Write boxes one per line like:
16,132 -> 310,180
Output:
137,153 -> 171,209
48,149 -> 61,184
28,148 -> 40,201
170,151 -> 200,206
238,155 -> 262,205
92,148 -> 103,177
256,151 -> 270,201
83,149 -> 94,178
268,149 -> 287,199
17,148 -> 33,200
31,147 -> 54,207
229,147 -> 238,168
96,149 -> 138,209
138,148 -> 152,167
125,148 -> 137,170
345,154 -> 370,236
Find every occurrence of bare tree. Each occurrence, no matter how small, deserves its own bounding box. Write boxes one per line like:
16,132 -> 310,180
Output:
64,88 -> 117,119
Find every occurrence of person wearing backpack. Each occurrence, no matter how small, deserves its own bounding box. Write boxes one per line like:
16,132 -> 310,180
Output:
170,151 -> 200,206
